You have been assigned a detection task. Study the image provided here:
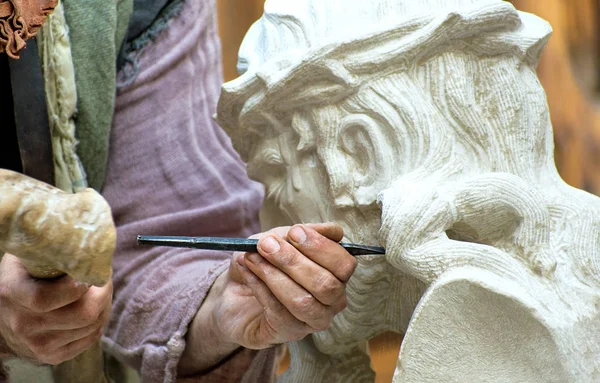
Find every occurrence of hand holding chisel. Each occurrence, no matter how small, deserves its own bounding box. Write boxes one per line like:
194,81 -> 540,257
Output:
161,222 -> 360,374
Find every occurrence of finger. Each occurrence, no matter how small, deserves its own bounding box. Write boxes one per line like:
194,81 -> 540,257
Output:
237,263 -> 311,345
256,235 -> 345,306
49,328 -> 103,365
3,268 -> 89,313
284,224 -> 357,282
230,226 -> 292,283
30,308 -> 107,354
55,304 -> 109,348
244,251 -> 333,331
1,253 -> 36,280
43,283 -> 112,330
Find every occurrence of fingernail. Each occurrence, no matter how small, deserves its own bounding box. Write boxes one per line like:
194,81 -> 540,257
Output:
245,252 -> 262,264
260,236 -> 280,254
289,226 -> 307,244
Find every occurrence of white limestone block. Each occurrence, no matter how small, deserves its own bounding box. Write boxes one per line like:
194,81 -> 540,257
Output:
217,0 -> 600,381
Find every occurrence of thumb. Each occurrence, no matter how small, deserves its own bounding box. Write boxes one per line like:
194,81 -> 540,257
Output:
228,222 -> 344,282
227,251 -> 248,284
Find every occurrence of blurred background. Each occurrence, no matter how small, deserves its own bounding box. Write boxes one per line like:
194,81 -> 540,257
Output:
216,0 -> 600,381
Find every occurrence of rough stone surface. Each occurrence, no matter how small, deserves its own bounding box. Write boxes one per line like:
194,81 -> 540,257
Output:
0,169 -> 115,286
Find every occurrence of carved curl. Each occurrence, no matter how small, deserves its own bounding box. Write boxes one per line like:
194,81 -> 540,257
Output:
0,0 -> 58,58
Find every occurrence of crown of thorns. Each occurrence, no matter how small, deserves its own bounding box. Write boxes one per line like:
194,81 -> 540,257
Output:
216,2 -> 551,161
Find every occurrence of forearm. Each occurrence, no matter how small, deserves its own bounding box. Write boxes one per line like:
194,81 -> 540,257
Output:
99,1 -> 263,380
178,271 -> 240,376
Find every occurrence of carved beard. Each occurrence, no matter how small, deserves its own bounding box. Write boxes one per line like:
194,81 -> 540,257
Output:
0,0 -> 58,58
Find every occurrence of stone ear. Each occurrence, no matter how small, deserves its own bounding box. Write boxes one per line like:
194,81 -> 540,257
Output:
331,114 -> 393,207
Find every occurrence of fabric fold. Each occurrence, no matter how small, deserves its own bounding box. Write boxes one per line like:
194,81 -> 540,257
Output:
0,0 -> 58,58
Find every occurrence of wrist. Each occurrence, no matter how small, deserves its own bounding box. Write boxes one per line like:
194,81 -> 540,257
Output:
203,271 -> 237,346
178,270 -> 240,376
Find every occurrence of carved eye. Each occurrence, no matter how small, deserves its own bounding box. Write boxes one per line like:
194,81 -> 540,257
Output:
262,148 -> 284,167
250,147 -> 287,203
248,146 -> 285,182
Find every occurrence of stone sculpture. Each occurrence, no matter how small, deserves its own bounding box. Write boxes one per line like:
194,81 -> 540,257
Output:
216,0 -> 600,381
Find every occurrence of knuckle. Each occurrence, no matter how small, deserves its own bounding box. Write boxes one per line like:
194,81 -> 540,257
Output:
82,311 -> 99,326
294,299 -> 330,328
307,231 -> 326,248
79,305 -> 102,325
348,257 -> 358,271
279,250 -> 300,269
292,295 -> 316,313
338,258 -> 358,280
335,295 -> 348,313
314,275 -> 343,300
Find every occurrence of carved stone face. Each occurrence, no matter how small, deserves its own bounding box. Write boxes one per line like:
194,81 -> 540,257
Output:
246,132 -> 335,229
217,0 -> 600,381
